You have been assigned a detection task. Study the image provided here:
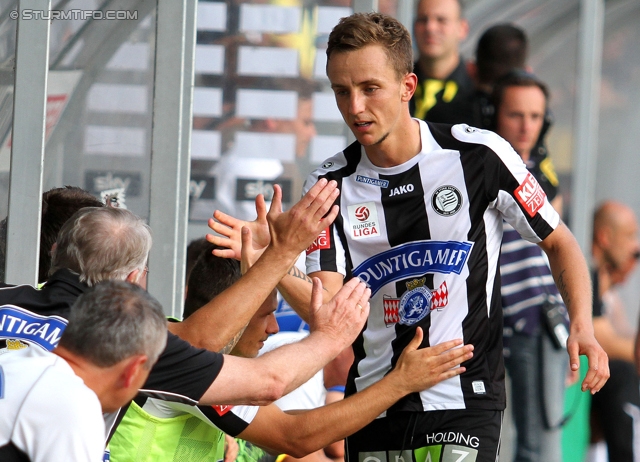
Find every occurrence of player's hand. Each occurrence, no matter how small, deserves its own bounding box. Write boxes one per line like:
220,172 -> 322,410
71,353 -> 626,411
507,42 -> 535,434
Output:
392,329 -> 473,392
308,277 -> 370,350
567,327 -> 609,394
207,193 -> 270,261
565,363 -> 580,386
223,435 -> 238,462
266,179 -> 340,258
239,227 -> 261,274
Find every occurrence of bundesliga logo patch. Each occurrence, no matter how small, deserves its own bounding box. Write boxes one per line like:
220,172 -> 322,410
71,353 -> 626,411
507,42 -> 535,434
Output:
348,202 -> 380,240
383,281 -> 449,327
515,173 -> 546,217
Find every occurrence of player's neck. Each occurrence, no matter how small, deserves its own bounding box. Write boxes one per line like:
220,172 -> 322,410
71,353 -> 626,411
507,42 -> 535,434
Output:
364,118 -> 422,168
417,53 -> 460,80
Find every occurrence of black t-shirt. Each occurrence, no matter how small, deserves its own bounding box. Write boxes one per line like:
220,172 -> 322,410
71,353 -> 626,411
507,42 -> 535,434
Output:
411,60 -> 476,125
0,269 -> 224,435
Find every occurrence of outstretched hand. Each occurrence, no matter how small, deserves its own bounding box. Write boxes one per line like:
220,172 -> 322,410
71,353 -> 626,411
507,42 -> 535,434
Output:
207,178 -> 340,261
207,193 -> 270,261
239,227 -> 261,274
266,179 -> 339,256
393,329 -> 474,392
308,277 -> 370,350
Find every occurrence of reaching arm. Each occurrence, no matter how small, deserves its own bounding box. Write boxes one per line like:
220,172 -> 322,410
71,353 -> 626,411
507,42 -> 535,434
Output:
198,277 -> 370,406
281,270 -> 344,323
169,179 -> 340,350
538,221 -> 609,393
207,193 -> 341,322
237,329 -> 473,457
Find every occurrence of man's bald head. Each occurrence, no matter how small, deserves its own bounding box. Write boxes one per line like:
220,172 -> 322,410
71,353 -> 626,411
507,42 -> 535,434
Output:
593,201 -> 640,285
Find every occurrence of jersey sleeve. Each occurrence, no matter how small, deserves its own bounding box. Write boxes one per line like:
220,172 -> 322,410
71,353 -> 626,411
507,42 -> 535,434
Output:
452,124 -> 560,243
15,369 -> 105,462
303,154 -> 349,277
139,332 -> 224,405
197,404 -> 259,437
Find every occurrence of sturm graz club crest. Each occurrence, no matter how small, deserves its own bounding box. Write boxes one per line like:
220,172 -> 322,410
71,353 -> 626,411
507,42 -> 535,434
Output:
431,185 -> 462,216
384,280 -> 449,327
398,278 -> 432,326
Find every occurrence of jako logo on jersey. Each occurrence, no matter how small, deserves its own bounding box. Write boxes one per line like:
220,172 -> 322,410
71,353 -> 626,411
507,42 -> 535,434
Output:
213,405 -> 233,416
307,228 -> 331,254
515,173 -> 546,217
322,161 -> 333,169
355,175 -> 389,188
383,281 -> 448,326
0,306 -> 68,351
353,241 -> 472,296
431,185 -> 462,216
389,184 -> 414,197
348,202 -> 380,240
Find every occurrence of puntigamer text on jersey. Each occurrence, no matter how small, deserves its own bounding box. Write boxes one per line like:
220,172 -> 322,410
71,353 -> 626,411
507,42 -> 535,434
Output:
353,240 -> 473,296
0,306 -> 67,351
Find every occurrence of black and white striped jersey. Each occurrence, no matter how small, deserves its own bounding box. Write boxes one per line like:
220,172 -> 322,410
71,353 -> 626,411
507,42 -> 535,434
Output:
304,120 -> 559,414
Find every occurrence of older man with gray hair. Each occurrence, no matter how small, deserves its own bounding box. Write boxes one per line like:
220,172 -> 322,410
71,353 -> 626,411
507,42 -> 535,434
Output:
0,280 -> 168,461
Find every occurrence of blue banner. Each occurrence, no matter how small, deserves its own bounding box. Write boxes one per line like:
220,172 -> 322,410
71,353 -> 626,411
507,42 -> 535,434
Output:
0,306 -> 68,351
353,240 -> 473,296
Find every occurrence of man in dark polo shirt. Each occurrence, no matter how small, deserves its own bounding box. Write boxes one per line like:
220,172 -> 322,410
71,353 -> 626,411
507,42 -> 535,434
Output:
410,0 -> 474,124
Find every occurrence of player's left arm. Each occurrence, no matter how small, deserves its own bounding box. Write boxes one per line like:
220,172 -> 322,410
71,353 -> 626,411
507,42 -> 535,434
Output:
538,222 -> 610,394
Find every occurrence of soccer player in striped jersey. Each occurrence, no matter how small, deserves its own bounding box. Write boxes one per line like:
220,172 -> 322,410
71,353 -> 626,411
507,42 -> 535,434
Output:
209,12 -> 608,462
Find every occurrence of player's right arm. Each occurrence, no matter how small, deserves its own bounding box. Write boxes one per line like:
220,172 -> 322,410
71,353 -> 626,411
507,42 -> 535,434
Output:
236,329 -> 473,457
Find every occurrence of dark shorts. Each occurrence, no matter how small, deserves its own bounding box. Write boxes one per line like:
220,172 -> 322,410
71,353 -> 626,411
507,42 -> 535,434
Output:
345,409 -> 502,462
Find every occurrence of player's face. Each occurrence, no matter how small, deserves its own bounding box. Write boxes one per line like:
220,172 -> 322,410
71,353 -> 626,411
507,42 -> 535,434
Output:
413,0 -> 468,62
231,291 -> 279,358
327,45 -> 414,148
496,85 -> 546,159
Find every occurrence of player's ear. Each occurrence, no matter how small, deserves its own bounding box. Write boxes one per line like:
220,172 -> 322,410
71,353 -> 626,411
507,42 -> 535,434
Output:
459,18 -> 469,41
402,73 -> 418,102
